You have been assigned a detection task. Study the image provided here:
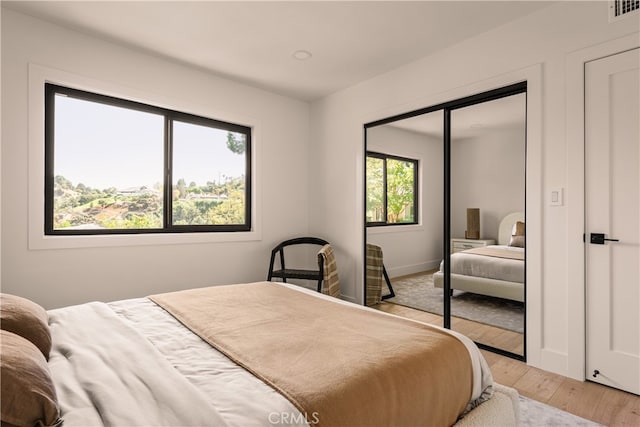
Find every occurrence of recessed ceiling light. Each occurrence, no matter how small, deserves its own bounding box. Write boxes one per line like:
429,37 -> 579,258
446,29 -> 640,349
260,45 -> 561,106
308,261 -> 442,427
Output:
292,50 -> 313,61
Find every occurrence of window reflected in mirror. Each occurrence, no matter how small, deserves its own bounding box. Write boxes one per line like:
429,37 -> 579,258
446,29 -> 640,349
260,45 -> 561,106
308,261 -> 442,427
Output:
366,152 -> 418,225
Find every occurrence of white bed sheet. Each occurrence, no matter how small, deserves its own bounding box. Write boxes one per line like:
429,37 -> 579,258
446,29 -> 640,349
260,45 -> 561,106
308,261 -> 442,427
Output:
109,297 -> 304,427
47,302 -> 229,426
444,245 -> 524,283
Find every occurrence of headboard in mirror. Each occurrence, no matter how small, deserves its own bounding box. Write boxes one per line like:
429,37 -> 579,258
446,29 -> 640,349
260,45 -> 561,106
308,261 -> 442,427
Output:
498,212 -> 524,245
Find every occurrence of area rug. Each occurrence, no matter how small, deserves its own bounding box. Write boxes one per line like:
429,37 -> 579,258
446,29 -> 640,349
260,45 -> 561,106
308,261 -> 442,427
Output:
384,271 -> 524,333
520,395 -> 601,426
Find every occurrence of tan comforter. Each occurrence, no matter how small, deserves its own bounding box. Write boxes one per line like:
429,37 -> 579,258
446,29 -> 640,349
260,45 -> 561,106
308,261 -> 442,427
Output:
151,282 -> 478,427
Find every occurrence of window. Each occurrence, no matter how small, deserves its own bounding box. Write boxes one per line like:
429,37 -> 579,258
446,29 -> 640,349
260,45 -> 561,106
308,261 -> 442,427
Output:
366,152 -> 418,226
45,83 -> 251,235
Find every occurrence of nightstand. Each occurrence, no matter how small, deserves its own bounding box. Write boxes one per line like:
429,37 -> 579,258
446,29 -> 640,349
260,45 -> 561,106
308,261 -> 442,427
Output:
451,238 -> 496,253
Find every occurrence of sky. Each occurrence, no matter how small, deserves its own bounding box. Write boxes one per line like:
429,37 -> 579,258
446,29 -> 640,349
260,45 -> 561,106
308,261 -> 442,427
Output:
54,95 -> 246,190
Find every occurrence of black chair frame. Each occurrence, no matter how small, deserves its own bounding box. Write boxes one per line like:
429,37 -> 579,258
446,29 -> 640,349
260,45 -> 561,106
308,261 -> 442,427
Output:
381,265 -> 395,300
267,237 -> 330,293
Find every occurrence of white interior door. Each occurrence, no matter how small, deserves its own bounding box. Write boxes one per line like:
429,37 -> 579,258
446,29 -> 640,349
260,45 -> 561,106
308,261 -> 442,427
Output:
585,47 -> 640,395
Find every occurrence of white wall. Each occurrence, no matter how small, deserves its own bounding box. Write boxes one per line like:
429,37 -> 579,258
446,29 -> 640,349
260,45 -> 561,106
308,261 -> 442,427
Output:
308,1 -> 639,378
366,125 -> 443,277
451,127 -> 526,241
1,9 -> 310,309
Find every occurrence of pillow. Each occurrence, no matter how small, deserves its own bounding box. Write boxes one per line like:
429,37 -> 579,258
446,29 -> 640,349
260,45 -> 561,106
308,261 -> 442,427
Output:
509,235 -> 525,247
509,221 -> 525,247
512,221 -> 525,236
0,293 -> 52,360
0,330 -> 62,427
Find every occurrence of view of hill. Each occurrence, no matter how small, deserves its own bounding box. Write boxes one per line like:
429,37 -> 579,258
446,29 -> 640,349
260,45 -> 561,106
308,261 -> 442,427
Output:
53,175 -> 245,230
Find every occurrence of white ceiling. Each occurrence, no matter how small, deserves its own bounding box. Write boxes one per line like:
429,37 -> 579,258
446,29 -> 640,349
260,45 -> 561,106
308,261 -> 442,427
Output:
3,1 -> 552,102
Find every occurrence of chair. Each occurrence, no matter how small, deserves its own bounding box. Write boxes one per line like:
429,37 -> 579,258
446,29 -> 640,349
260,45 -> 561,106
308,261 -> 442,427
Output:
381,265 -> 395,300
267,237 -> 330,293
366,243 -> 395,306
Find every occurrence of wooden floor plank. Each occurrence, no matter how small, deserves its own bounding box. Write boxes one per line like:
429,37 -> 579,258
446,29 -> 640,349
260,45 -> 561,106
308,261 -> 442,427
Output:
594,387 -> 640,426
483,354 -> 529,387
547,377 -> 604,418
512,367 -> 565,401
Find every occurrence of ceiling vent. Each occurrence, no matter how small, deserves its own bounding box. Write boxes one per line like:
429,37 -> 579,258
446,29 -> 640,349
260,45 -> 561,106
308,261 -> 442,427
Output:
609,0 -> 640,21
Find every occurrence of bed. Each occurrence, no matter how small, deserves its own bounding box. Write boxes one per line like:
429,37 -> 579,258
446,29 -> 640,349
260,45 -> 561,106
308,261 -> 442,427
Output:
0,282 -> 520,427
434,212 -> 525,302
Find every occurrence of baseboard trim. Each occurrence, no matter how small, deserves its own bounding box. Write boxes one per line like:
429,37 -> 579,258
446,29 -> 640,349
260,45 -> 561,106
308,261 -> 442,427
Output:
386,260 -> 440,279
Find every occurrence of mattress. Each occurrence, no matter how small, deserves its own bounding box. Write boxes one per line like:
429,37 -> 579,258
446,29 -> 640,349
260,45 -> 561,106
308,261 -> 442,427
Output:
45,282 -> 506,426
444,245 -> 525,283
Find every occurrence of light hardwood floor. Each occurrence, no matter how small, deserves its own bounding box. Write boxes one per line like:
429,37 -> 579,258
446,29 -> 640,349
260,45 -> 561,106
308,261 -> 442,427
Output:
386,270 -> 524,353
374,302 -> 640,427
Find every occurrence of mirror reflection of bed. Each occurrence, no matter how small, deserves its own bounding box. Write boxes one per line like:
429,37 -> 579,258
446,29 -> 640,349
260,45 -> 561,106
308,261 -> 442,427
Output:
365,90 -> 526,358
438,212 -> 525,354
379,212 -> 525,355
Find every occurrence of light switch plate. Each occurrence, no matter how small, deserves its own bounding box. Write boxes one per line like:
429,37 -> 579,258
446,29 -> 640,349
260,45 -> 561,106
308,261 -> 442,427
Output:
550,188 -> 564,206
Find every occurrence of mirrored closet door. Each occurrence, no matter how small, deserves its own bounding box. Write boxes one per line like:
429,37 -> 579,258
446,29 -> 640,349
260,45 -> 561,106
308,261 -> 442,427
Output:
365,111 -> 444,327
364,83 -> 527,360
449,92 -> 526,357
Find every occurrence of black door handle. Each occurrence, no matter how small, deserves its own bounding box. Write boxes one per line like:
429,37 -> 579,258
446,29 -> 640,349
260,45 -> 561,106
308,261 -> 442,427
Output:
590,233 -> 620,245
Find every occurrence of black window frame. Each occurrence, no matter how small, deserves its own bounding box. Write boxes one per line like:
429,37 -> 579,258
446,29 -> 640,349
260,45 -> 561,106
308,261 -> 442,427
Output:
365,151 -> 418,227
44,83 -> 252,235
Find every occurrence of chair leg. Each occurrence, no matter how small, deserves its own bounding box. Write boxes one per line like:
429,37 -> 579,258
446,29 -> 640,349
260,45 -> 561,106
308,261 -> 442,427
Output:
381,265 -> 395,300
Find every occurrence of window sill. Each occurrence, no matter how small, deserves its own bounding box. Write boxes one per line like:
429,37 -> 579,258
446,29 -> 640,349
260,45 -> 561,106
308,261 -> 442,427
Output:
366,223 -> 424,235
30,229 -> 262,250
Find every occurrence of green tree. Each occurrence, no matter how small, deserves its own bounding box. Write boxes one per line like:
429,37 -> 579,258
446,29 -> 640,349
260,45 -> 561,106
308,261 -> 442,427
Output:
386,159 -> 415,223
119,213 -> 160,229
204,177 -> 245,225
176,178 -> 187,199
226,132 -> 246,155
366,157 -> 384,222
54,175 -> 74,190
173,200 -> 204,225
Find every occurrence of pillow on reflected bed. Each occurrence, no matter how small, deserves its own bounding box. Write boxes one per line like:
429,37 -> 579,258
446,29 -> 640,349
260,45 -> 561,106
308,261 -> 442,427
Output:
0,330 -> 62,427
509,221 -> 525,248
0,293 -> 51,359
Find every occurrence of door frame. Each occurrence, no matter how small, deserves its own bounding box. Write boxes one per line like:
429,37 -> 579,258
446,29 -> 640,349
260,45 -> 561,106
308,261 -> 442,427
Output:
566,33 -> 640,382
